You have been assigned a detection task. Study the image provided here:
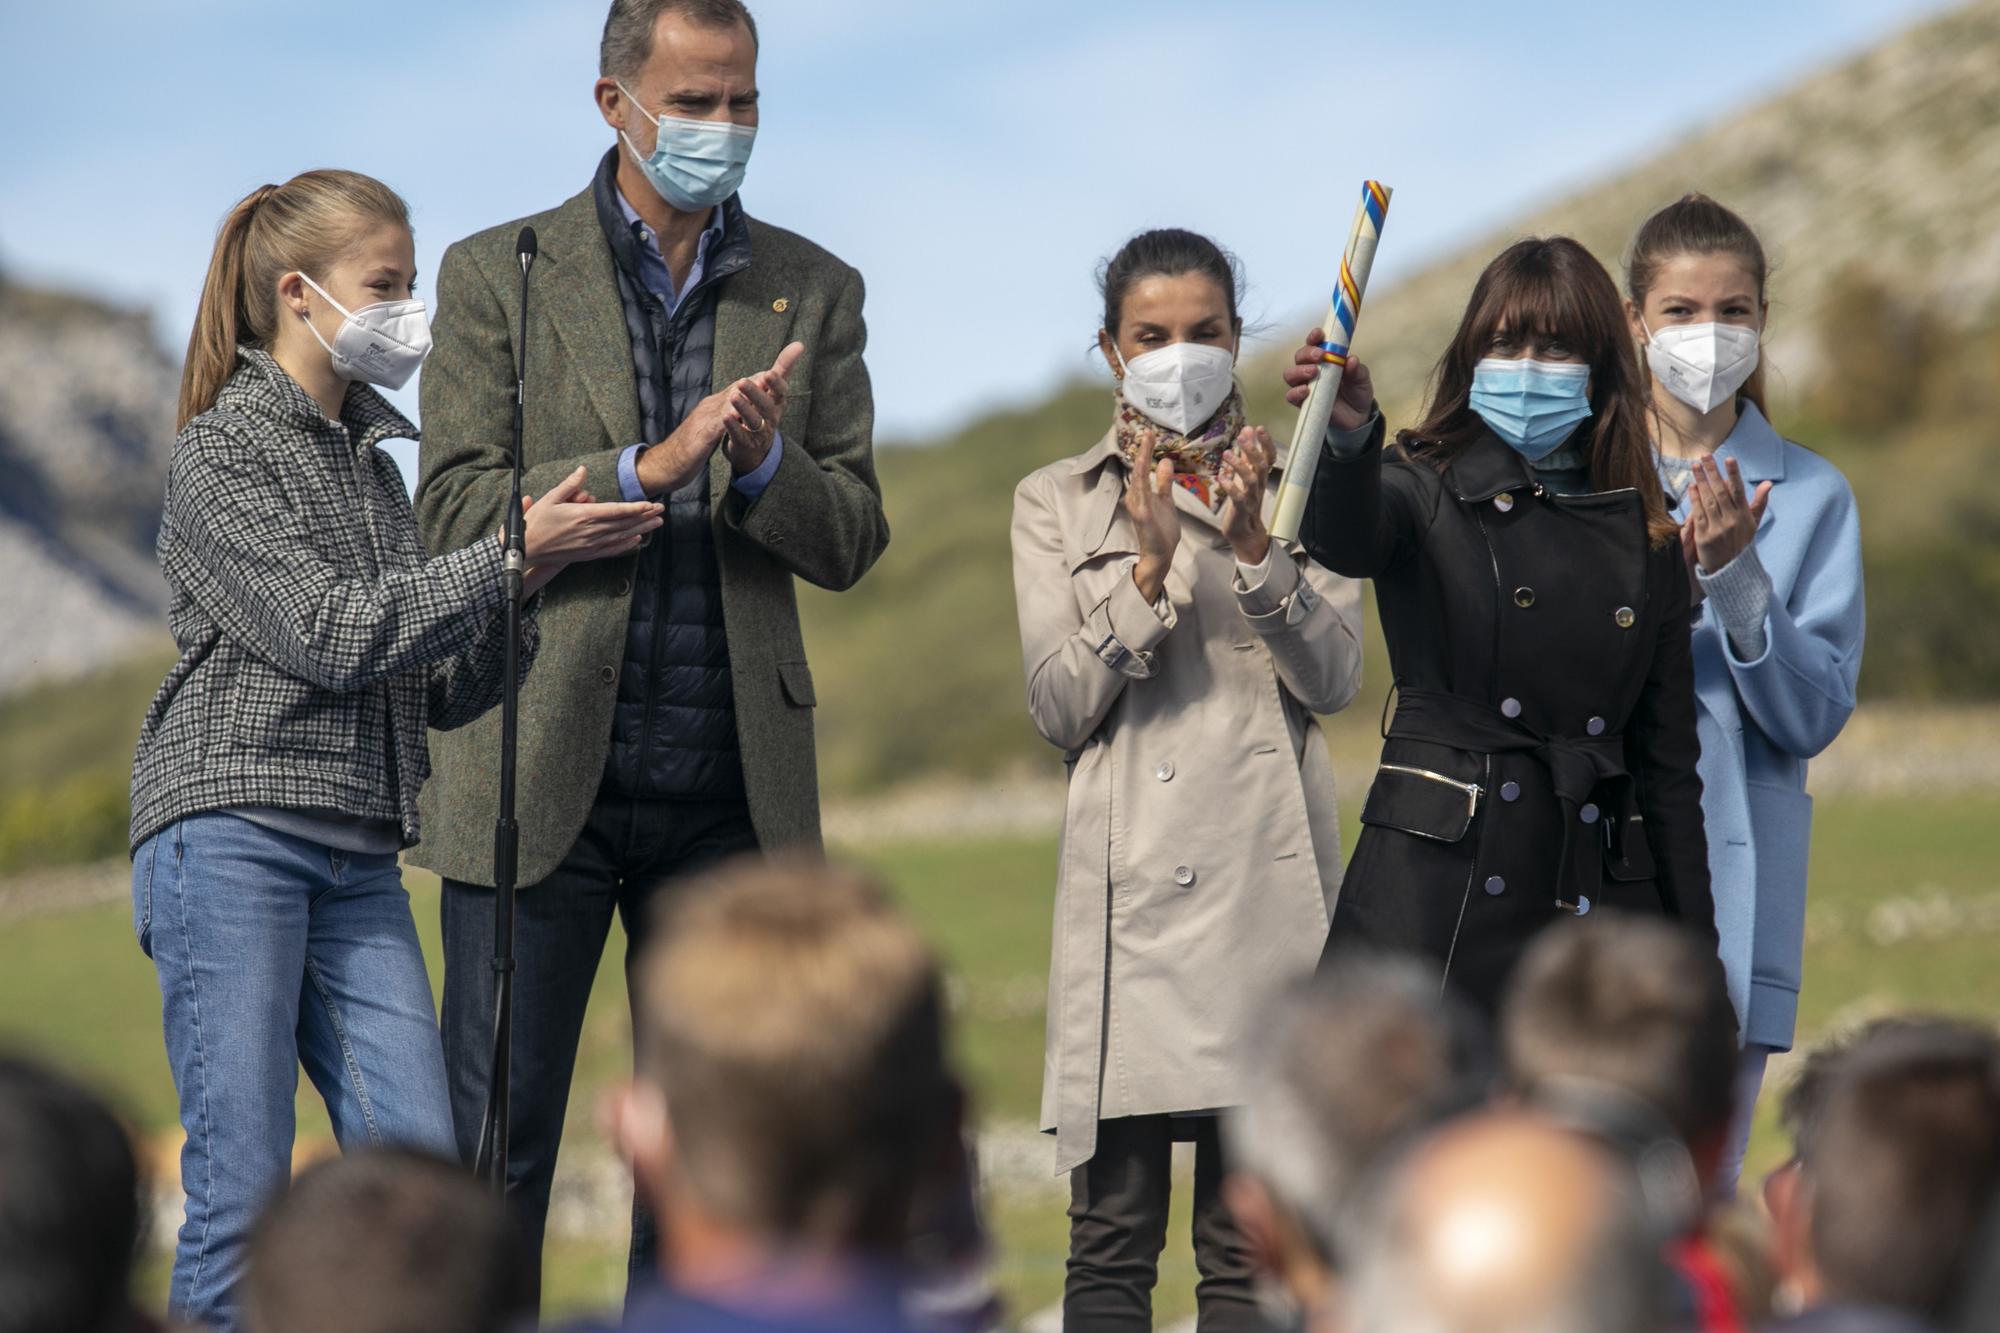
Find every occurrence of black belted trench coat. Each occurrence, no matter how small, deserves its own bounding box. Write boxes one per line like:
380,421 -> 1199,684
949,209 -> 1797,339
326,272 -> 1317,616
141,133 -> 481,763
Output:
1300,421 -> 1716,1014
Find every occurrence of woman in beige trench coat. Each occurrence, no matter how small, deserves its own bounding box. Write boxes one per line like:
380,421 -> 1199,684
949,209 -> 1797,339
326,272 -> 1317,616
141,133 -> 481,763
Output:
1010,229 -> 1365,1331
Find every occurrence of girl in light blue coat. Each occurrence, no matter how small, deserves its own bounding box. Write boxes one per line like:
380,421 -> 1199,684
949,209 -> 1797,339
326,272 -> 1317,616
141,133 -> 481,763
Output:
1625,194 -> 1865,1189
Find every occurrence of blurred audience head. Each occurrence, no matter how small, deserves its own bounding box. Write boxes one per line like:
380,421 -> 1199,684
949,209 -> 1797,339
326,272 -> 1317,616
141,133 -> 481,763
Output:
1223,951 -> 1488,1324
614,856 -> 964,1279
0,1055 -> 144,1333
1782,1017 -> 2000,1322
1347,1111 -> 1670,1333
1501,913 -> 1738,1218
243,1147 -> 530,1333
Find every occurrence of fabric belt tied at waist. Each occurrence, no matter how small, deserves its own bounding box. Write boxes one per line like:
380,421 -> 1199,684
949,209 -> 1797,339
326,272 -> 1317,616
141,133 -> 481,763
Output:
1388,688 -> 1630,912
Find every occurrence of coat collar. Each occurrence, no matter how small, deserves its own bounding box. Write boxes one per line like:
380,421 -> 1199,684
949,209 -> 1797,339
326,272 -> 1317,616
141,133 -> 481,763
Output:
1441,429 -> 1541,502
221,347 -> 414,452
534,180 -> 645,449
1713,400 -> 1787,483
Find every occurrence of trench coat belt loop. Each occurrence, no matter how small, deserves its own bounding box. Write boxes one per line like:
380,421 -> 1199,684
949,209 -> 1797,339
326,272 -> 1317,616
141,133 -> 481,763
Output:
1387,689 -> 1630,911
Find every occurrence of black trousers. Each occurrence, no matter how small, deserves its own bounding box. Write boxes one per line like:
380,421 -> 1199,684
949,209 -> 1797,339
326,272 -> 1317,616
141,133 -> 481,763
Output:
1065,1114 -> 1265,1333
439,788 -> 759,1309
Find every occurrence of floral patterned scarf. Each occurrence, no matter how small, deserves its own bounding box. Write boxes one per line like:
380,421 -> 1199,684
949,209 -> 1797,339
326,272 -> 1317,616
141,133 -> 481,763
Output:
1112,383 -> 1247,511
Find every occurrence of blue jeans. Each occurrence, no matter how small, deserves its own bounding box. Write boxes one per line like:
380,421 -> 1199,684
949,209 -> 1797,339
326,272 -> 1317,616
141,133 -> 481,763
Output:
132,811 -> 455,1332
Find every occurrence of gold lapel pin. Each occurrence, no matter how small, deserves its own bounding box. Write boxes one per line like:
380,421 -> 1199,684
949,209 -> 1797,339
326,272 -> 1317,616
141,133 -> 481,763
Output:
772,297 -> 789,313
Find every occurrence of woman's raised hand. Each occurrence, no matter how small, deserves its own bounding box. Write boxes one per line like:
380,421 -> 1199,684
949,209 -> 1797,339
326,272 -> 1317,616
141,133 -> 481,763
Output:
1218,426 -> 1275,567
1281,327 -> 1374,429
1124,438 -> 1182,604
1685,454 -> 1771,574
515,466 -> 664,568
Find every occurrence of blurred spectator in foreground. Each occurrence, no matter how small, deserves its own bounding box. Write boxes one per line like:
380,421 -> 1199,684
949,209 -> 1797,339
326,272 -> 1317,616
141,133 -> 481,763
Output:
1222,951 -> 1489,1331
242,1147 -> 531,1333
594,857 -> 968,1332
1501,913 -> 1759,1330
1766,1019 -> 2000,1333
0,1055 -> 155,1333
1346,1110 -> 1670,1333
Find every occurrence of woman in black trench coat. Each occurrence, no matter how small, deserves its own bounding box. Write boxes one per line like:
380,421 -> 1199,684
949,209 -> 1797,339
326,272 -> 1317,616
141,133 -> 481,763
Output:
1281,235 -> 1715,1014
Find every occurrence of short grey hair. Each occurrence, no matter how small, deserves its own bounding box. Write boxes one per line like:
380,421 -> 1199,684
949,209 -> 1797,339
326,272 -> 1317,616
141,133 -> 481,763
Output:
1223,952 -> 1489,1264
600,0 -> 758,80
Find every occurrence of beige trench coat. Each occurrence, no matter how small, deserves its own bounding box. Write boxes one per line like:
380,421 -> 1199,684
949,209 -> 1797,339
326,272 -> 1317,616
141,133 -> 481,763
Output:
1011,430 -> 1365,1173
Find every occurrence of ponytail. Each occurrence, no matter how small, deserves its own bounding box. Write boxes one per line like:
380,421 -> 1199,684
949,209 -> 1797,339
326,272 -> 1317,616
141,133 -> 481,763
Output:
176,170 -> 412,429
1625,192 -> 1773,420
179,185 -> 277,429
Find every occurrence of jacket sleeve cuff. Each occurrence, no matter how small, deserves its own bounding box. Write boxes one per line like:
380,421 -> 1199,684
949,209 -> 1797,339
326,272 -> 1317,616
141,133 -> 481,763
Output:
1234,546 -> 1305,620
1086,564 -> 1176,675
1322,404 -> 1382,462
1699,544 -> 1773,663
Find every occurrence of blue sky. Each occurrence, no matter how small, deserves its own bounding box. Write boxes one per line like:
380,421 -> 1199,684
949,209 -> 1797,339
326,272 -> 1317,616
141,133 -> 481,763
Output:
0,0 -> 1958,482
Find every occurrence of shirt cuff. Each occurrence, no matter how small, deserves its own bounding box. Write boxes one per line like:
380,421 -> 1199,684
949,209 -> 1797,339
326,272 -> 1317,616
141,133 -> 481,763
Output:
1698,543 -> 1773,662
618,443 -> 650,502
731,430 -> 784,497
1323,405 -> 1382,462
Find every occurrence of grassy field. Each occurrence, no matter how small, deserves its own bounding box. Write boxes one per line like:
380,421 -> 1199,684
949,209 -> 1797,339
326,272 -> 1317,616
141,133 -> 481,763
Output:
3,792 -> 1998,1322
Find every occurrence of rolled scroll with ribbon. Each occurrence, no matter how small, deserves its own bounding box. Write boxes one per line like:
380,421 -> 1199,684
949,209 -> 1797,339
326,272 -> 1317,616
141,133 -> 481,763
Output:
1270,180 -> 1392,543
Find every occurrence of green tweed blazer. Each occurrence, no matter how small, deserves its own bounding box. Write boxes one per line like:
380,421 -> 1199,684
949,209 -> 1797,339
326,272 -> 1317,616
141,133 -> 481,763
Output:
409,182 -> 888,888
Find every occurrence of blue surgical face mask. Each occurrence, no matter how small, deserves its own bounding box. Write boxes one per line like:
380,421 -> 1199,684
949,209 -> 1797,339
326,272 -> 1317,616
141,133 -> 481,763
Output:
1468,356 -> 1593,460
616,80 -> 756,212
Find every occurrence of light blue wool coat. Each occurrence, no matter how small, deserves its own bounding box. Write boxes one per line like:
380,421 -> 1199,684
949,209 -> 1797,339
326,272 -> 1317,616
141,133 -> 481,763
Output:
1663,402 -> 1865,1050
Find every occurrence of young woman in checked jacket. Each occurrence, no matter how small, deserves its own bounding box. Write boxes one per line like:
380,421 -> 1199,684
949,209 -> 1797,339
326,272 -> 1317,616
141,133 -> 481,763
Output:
127,170 -> 660,1331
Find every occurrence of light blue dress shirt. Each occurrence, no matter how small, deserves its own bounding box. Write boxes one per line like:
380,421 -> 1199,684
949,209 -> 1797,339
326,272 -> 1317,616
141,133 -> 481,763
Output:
612,191 -> 783,502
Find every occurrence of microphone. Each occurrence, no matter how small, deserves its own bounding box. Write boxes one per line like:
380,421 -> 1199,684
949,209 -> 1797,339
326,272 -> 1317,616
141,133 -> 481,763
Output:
477,219 -> 539,1193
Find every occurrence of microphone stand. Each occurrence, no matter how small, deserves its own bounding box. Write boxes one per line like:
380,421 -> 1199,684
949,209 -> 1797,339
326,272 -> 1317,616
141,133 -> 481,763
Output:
475,226 -> 537,1194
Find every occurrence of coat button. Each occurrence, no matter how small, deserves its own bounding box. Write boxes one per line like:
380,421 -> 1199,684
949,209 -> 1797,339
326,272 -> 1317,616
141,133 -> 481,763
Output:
1174,865 -> 1196,887
1615,606 -> 1636,629
1156,761 -> 1174,782
616,578 -> 632,597
598,665 -> 617,683
1513,586 -> 1536,608
1579,803 -> 1601,824
1586,716 -> 1606,736
1493,493 -> 1515,512
1485,875 -> 1506,896
1501,697 -> 1523,719
1500,781 -> 1521,802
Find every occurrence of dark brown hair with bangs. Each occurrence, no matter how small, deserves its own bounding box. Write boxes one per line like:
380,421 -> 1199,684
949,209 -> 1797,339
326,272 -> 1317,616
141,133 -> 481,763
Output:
1400,236 -> 1674,546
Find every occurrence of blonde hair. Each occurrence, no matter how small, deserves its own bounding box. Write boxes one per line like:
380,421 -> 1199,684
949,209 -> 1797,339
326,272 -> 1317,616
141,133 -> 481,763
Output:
179,169 -> 410,429
635,856 -> 958,1251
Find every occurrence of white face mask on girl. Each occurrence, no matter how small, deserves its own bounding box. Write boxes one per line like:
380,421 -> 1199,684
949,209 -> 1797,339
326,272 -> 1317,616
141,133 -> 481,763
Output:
298,273 -> 432,390
1115,340 -> 1236,435
1644,320 -> 1759,414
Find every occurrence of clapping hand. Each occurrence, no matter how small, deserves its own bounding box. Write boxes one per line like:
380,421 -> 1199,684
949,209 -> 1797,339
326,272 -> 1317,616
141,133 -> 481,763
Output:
1218,426 -> 1276,567
721,341 -> 806,477
1684,454 -> 1771,575
1124,438 -> 1182,604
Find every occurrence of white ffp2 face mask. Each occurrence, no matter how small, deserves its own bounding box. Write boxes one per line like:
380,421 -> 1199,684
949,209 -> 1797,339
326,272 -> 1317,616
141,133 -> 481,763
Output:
1645,320 -> 1759,414
1115,340 -> 1236,435
299,273 -> 432,390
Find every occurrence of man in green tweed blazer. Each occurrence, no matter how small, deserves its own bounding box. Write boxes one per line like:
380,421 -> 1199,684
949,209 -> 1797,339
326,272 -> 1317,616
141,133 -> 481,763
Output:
408,0 -> 887,1292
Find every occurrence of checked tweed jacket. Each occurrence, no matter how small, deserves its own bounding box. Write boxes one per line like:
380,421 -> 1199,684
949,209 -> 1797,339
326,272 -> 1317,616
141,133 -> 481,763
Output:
128,349 -> 540,853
